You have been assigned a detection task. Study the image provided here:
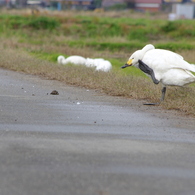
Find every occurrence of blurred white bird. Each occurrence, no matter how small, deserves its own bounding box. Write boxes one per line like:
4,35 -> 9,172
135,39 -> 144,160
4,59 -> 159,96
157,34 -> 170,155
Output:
57,55 -> 112,72
122,44 -> 195,105
84,58 -> 112,72
85,58 -> 96,68
57,55 -> 86,66
95,59 -> 112,72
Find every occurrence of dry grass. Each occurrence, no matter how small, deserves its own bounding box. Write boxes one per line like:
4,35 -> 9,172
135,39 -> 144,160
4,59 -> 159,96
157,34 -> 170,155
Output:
0,47 -> 195,117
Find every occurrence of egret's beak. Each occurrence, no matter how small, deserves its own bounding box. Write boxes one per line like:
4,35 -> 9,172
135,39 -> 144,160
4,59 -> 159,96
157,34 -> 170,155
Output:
121,59 -> 133,69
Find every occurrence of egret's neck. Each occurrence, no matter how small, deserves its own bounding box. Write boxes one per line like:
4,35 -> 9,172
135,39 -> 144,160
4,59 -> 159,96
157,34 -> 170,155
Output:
142,44 -> 155,55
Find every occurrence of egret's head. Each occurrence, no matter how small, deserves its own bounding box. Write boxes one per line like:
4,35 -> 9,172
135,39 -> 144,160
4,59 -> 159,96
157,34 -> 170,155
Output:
121,44 -> 155,69
121,50 -> 141,69
57,55 -> 65,64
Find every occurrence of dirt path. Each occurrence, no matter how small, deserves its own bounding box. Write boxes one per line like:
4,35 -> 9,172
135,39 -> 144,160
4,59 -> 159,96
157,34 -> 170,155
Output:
0,68 -> 195,195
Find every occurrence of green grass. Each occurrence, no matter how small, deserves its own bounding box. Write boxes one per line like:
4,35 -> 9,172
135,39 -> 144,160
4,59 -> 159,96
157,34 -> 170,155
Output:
0,15 -> 60,30
1,12 -> 195,49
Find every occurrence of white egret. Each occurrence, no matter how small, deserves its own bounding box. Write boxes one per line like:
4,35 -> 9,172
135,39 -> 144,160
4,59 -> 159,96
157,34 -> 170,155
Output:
57,55 -> 112,72
122,44 -> 195,105
57,55 -> 86,66
95,60 -> 112,72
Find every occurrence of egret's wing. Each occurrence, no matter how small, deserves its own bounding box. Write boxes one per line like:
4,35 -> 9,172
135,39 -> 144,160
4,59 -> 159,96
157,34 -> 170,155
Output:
144,49 -> 195,73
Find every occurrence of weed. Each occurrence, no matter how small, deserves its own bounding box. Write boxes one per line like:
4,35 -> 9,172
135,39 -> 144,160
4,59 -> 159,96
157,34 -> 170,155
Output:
27,16 -> 60,30
161,21 -> 180,33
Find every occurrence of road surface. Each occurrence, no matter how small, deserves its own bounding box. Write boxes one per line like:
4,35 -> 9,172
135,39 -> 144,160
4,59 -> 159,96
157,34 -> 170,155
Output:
0,68 -> 195,195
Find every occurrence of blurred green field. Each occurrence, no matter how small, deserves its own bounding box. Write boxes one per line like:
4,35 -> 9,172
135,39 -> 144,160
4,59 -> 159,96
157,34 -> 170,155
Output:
1,11 -> 195,54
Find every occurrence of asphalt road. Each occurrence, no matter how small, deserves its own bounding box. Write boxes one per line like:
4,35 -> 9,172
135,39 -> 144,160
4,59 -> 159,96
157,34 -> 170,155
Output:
0,68 -> 195,195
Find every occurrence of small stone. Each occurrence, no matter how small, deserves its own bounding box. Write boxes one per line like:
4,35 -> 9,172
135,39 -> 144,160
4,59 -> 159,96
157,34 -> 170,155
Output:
50,90 -> 59,95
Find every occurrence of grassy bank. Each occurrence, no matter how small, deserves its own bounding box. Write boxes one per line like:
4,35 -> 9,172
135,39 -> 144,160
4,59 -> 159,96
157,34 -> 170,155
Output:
0,10 -> 195,116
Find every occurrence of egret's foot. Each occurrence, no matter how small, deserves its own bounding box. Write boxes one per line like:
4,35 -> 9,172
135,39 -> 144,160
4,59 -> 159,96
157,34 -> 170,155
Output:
143,102 -> 160,106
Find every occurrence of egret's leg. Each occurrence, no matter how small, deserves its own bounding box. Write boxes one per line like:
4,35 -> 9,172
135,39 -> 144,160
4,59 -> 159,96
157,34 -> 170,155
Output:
143,87 -> 166,106
138,60 -> 159,84
160,87 -> 166,102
